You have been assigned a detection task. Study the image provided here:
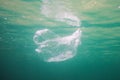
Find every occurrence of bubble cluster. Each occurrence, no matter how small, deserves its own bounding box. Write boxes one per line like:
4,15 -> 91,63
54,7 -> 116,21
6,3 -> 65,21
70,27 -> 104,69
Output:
33,0 -> 82,62
41,0 -> 80,26
33,29 -> 81,62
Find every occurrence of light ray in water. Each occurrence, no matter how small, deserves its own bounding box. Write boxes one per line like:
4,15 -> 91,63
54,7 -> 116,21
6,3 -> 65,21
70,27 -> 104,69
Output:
33,0 -> 82,62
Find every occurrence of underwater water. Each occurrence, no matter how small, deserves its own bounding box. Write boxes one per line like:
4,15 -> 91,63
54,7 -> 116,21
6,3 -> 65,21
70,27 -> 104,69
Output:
0,0 -> 120,80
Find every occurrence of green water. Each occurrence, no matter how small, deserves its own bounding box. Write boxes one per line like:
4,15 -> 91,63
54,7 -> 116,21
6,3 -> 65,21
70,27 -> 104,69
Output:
0,0 -> 120,80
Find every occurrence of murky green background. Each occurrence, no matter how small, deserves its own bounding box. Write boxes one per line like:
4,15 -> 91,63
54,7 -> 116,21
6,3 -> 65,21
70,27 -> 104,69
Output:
0,0 -> 120,80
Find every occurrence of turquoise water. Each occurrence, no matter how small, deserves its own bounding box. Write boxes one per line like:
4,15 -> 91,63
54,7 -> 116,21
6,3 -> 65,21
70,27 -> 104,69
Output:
0,0 -> 120,80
